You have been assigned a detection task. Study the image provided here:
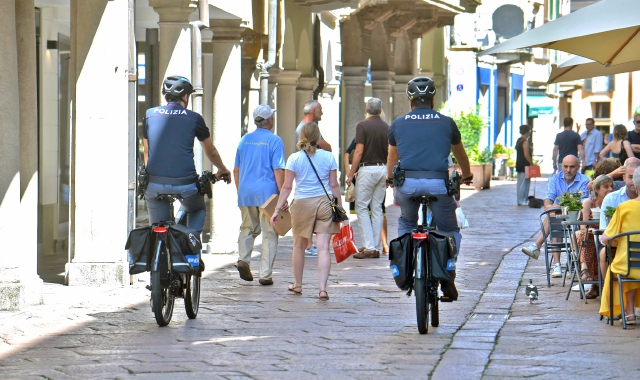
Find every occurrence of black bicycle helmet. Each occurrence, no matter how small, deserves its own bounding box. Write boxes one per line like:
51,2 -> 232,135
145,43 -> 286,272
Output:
162,75 -> 195,97
406,76 -> 436,101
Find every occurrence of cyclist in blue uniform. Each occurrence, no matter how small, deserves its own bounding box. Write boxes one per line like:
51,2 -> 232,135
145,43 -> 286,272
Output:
387,76 -> 473,300
142,75 -> 231,234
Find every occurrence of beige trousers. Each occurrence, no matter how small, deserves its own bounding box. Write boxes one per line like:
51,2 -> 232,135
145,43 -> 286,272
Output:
238,206 -> 279,280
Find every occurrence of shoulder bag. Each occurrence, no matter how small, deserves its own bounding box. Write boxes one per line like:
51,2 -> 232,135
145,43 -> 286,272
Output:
304,152 -> 349,222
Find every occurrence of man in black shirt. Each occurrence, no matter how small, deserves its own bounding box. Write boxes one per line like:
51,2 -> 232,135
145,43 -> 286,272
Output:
628,113 -> 640,160
552,117 -> 585,172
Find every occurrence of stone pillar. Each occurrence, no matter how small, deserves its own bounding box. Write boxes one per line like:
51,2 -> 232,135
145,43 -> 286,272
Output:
370,71 -> 394,123
296,76 -> 317,124
241,56 -> 259,136
392,74 -> 414,119
0,0 -> 31,310
268,66 -> 281,131
150,0 -> 195,102
16,0 -> 43,305
276,70 -> 301,157
432,73 -> 447,111
208,19 -> 244,253
341,66 -> 367,155
67,0 -> 129,286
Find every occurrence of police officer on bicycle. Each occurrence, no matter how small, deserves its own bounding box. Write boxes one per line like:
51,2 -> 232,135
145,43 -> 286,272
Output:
142,75 -> 231,236
387,76 -> 473,300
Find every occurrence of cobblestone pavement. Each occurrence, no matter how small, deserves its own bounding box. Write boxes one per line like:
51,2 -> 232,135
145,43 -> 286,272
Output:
1,180 -> 638,379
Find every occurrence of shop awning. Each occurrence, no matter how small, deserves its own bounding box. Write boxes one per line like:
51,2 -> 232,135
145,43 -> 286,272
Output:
527,95 -> 556,117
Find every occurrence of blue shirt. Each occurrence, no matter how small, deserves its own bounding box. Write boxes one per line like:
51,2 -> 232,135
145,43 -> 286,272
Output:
599,186 -> 632,229
580,129 -> 603,166
234,128 -> 285,207
388,106 -> 461,172
544,171 -> 590,204
143,102 -> 210,178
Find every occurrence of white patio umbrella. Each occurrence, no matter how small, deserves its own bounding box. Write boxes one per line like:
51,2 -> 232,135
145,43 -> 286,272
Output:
547,55 -> 640,83
480,0 -> 640,67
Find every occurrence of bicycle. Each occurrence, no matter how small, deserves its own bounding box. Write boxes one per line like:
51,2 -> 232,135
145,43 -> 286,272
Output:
148,171 -> 219,326
410,195 -> 454,334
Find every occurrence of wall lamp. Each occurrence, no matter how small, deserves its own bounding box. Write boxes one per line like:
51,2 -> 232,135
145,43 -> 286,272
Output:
46,40 -> 58,50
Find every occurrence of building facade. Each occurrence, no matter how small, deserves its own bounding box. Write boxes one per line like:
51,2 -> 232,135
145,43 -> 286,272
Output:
0,0 -> 478,310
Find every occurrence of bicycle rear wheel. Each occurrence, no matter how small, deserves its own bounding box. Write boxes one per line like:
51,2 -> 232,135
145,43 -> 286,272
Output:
415,245 -> 429,334
151,241 -> 175,326
184,273 -> 200,319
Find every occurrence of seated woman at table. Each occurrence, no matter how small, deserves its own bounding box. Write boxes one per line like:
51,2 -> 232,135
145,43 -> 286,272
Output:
599,167 -> 640,324
577,174 -> 614,299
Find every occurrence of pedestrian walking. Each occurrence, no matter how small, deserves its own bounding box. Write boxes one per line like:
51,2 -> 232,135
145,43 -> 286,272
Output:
233,105 -> 286,285
552,117 -> 585,172
346,98 -> 389,258
515,124 -> 534,206
270,122 -> 342,300
580,118 -> 603,173
295,100 -> 332,257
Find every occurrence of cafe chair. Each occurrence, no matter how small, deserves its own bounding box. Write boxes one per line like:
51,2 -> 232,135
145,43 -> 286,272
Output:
607,230 -> 640,329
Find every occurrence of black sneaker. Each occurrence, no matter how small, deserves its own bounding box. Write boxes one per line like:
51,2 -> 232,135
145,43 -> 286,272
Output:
440,281 -> 458,301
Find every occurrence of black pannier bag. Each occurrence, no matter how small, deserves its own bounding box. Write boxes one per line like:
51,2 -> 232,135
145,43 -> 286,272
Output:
167,224 -> 202,274
428,230 -> 457,282
389,232 -> 414,290
125,226 -> 153,275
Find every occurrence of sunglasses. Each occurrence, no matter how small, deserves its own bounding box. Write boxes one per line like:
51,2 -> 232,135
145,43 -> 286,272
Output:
635,120 -> 640,124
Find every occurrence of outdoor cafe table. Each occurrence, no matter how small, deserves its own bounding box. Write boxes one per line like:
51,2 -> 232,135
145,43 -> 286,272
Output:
561,219 -> 601,303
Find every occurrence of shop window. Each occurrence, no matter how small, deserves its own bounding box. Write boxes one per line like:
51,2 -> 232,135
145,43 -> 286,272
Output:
593,102 -> 611,119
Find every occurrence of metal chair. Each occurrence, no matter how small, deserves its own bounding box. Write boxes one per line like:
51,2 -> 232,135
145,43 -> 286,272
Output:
538,208 -> 570,287
607,230 -> 640,329
562,220 -> 600,303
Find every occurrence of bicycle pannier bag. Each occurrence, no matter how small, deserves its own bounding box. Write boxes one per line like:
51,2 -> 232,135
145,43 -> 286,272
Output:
125,226 -> 153,275
167,224 -> 202,274
388,232 -> 413,290
428,230 -> 457,282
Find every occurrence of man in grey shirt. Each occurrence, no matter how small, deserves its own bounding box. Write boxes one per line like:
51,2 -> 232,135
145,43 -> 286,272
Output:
295,100 -> 332,152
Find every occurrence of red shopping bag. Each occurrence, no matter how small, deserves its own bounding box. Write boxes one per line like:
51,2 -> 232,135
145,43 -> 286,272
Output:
525,165 -> 541,178
332,224 -> 358,263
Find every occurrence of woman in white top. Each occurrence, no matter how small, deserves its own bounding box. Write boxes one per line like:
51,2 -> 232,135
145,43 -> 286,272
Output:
271,122 -> 342,300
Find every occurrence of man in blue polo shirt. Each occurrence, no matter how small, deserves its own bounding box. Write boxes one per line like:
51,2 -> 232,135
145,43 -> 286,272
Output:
233,105 -> 286,285
522,155 -> 589,277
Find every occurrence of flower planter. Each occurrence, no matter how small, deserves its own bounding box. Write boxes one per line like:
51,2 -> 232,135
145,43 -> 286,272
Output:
470,164 -> 491,190
568,210 -> 581,221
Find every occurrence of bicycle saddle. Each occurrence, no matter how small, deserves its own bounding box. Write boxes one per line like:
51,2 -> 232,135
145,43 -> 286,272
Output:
410,195 -> 438,204
156,194 -> 184,202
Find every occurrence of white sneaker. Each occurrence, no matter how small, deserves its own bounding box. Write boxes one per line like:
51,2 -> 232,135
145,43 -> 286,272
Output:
551,263 -> 562,278
572,284 -> 592,292
305,246 -> 318,257
522,244 -> 540,260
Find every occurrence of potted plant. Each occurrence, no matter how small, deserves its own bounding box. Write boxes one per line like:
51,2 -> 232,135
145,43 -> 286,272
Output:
604,206 -> 617,225
448,108 -> 489,190
557,190 -> 583,221
492,143 -> 509,158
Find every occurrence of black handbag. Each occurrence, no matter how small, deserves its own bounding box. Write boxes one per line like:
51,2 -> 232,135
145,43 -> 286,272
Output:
388,232 -> 413,290
304,152 -> 348,222
428,230 -> 457,282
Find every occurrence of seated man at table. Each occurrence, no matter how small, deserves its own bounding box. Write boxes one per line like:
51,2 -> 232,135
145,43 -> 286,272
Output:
522,155 -> 589,278
596,159 -> 640,284
599,165 -> 640,324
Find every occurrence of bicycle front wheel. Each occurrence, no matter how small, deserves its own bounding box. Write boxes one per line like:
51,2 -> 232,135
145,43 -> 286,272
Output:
415,245 -> 429,334
184,273 -> 200,319
151,241 -> 175,326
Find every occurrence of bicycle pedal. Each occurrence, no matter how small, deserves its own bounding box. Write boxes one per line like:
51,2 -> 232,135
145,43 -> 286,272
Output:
145,285 -> 152,291
439,296 -> 454,302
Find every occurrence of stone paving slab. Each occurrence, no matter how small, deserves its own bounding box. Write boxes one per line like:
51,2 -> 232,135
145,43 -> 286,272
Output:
7,180 -> 635,378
